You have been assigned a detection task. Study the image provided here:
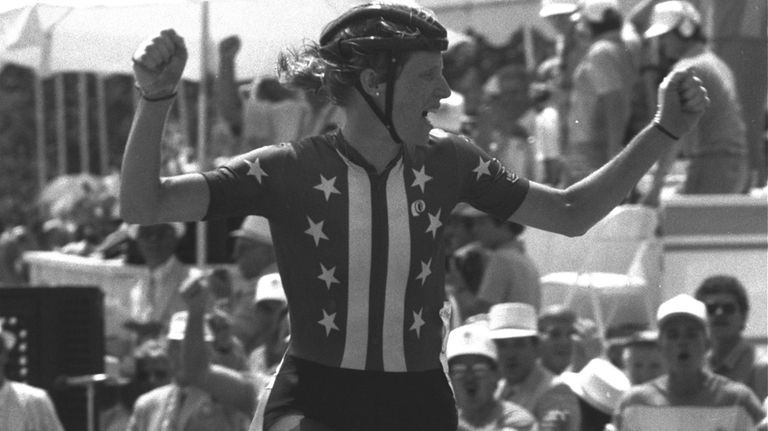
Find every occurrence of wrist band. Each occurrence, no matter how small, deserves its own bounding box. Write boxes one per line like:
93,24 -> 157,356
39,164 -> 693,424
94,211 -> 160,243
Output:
134,84 -> 177,102
140,91 -> 177,102
653,121 -> 679,140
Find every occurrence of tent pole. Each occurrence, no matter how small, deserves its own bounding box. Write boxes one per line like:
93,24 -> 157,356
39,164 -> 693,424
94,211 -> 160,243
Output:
196,0 -> 210,267
96,75 -> 109,175
34,73 -> 47,194
55,74 -> 67,175
78,73 -> 90,173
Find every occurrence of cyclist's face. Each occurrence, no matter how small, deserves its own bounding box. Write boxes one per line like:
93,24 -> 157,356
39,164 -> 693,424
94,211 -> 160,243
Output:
390,51 -> 451,146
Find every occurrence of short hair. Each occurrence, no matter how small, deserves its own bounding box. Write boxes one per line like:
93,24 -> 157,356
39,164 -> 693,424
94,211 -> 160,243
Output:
538,304 -> 577,329
694,275 -> 749,315
586,8 -> 623,35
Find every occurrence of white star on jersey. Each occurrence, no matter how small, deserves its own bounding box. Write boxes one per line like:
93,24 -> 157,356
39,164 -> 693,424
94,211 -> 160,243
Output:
245,158 -> 268,183
411,166 -> 432,194
305,217 -> 329,246
416,258 -> 432,286
318,310 -> 340,336
472,157 -> 492,180
314,175 -> 341,202
317,263 -> 340,290
410,308 -> 425,338
425,208 -> 442,239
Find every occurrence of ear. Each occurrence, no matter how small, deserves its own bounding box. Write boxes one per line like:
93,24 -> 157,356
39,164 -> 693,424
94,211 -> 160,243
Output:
359,68 -> 384,97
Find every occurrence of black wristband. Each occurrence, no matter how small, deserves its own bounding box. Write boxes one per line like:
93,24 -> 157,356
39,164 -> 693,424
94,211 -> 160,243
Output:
653,121 -> 679,140
134,84 -> 177,102
141,91 -> 177,102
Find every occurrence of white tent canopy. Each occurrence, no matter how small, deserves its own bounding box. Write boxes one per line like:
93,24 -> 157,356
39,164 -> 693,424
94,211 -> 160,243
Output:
0,0 -> 359,81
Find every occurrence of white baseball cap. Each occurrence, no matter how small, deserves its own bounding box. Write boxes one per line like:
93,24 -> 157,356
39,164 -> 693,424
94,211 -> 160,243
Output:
254,272 -> 287,304
488,303 -> 539,339
643,0 -> 701,38
579,0 -> 619,22
446,322 -> 498,362
540,0 -> 579,17
562,358 -> 630,414
656,294 -> 707,329
167,311 -> 213,341
126,222 -> 186,239
231,215 -> 272,245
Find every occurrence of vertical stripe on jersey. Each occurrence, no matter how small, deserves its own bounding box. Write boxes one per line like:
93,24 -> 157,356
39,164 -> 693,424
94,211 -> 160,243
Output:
382,163 -> 410,371
340,168 -> 371,369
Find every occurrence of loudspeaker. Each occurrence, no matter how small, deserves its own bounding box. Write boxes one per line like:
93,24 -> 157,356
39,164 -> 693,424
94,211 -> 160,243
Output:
0,286 -> 104,431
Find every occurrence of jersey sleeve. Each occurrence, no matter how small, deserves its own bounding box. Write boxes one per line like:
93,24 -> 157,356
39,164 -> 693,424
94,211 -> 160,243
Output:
201,143 -> 294,220
452,135 -> 530,221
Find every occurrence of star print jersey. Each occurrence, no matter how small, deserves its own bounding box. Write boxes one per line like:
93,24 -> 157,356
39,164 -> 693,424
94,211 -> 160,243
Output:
202,130 -> 529,372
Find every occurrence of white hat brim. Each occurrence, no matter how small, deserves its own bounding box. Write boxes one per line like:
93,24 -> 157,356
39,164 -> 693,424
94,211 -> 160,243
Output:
540,4 -> 578,17
489,328 -> 538,339
644,23 -> 673,38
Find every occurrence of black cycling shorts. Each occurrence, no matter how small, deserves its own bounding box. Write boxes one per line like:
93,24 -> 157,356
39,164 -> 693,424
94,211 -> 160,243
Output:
263,355 -> 457,431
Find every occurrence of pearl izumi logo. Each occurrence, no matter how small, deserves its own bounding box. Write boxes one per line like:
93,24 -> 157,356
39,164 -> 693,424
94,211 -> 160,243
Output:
411,199 -> 426,216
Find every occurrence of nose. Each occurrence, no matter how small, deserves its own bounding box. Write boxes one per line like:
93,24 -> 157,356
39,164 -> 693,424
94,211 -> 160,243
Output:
436,75 -> 451,99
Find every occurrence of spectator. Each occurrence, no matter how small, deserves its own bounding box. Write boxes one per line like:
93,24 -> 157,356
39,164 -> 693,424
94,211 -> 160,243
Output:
180,275 -> 260,418
620,330 -> 665,386
477,63 -> 537,180
0,225 -> 34,285
127,311 -> 251,430
538,0 -> 585,184
216,35 -> 344,152
489,303 -> 582,430
563,0 -> 637,185
446,241 -> 489,327
246,273 -> 290,388
124,222 -> 193,341
0,321 -> 65,431
570,318 -> 605,373
131,337 -> 173,399
529,78 -> 564,186
538,305 -> 578,375
466,208 -> 541,311
447,322 -> 537,431
613,294 -> 766,430
562,357 -> 630,431
695,275 -> 768,400
228,216 -> 278,348
641,0 -> 749,204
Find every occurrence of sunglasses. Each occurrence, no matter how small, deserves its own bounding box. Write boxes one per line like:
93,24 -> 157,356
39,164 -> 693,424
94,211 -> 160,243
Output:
449,362 -> 492,379
705,302 -> 738,316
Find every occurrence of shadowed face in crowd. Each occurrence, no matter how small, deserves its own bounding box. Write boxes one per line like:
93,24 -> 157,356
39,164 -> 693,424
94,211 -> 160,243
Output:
699,292 -> 745,340
449,354 -> 499,411
494,336 -> 538,384
232,237 -> 275,280
136,224 -> 179,268
538,317 -> 576,374
659,315 -> 709,374
622,343 -> 665,385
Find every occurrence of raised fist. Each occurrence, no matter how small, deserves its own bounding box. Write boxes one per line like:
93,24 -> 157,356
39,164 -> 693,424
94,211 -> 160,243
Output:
132,29 -> 188,98
655,68 -> 710,139
218,35 -> 241,61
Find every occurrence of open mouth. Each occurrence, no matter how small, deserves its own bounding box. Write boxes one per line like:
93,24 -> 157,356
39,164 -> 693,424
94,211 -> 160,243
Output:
678,352 -> 690,361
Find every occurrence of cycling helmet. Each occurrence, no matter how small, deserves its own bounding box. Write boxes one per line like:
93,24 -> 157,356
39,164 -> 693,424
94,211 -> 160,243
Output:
319,3 -> 448,143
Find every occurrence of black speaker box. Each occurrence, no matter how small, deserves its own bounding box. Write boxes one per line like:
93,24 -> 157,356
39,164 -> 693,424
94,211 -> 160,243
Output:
0,286 -> 105,431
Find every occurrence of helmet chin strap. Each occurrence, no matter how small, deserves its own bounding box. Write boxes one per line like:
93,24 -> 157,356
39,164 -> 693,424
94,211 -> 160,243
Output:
354,53 -> 403,144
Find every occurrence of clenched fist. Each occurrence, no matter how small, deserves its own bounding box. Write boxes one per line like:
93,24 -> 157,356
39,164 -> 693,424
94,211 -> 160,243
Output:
132,29 -> 188,98
655,68 -> 710,139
